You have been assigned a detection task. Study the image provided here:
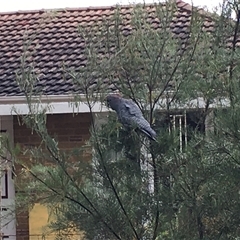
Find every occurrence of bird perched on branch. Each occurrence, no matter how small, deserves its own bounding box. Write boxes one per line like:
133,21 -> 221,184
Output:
106,94 -> 157,141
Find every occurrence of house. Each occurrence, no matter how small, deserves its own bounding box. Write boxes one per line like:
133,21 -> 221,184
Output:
0,1 -> 236,239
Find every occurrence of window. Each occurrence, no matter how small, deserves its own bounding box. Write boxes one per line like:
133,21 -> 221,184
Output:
0,116 -> 16,240
156,110 -> 205,151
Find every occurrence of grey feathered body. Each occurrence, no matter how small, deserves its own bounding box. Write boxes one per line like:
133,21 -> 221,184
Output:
107,95 -> 157,141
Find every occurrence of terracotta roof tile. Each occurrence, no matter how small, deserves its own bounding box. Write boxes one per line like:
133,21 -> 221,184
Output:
0,1 -> 232,96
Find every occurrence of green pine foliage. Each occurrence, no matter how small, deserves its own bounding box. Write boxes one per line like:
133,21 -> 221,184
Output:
13,0 -> 240,239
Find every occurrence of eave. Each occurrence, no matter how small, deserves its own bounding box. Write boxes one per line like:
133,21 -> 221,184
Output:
0,94 -> 230,116
0,94 -> 109,115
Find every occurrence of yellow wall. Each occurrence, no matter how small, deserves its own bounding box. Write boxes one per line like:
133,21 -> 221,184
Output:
29,203 -> 84,240
29,203 -> 54,240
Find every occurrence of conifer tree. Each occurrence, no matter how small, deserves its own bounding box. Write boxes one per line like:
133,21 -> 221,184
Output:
13,1 -> 240,239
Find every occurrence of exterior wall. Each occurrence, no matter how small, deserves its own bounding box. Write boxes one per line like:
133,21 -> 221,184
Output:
0,116 -> 16,240
13,113 -> 92,240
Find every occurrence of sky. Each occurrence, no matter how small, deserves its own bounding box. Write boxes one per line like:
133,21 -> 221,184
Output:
1,0 -> 222,12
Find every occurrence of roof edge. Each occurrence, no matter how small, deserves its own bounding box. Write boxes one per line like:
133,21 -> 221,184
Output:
0,94 -> 83,104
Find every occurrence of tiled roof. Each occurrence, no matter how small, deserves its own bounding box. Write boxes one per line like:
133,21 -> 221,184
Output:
0,1 -> 216,96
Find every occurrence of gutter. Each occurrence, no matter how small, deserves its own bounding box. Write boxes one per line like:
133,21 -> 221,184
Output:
0,94 -> 85,104
0,94 -> 109,116
0,94 -> 230,116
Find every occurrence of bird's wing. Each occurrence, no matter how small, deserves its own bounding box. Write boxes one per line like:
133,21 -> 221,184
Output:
122,100 -> 157,141
123,100 -> 142,117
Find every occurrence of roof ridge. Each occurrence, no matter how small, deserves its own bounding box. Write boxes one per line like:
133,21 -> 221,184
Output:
0,1 -> 196,16
0,3 -> 141,16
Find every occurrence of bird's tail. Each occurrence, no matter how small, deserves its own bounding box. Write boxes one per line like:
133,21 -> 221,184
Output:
140,127 -> 157,141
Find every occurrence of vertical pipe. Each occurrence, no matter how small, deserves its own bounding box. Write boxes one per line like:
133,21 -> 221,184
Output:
179,116 -> 182,152
184,111 -> 187,147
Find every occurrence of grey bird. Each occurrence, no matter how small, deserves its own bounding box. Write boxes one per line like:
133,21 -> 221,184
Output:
106,94 -> 157,141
